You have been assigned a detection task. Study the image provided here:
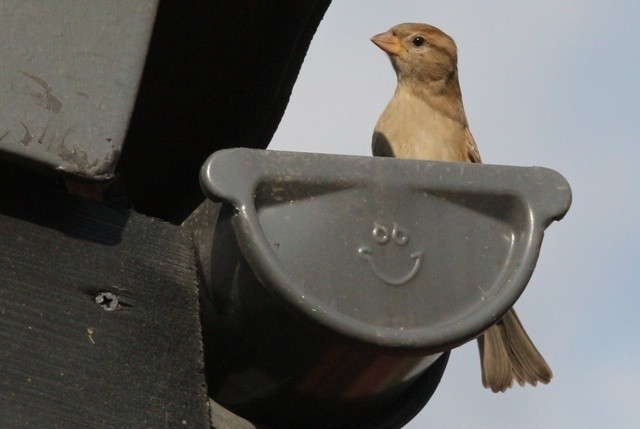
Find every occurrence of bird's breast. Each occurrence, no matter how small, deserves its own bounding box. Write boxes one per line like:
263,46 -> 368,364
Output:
373,90 -> 467,162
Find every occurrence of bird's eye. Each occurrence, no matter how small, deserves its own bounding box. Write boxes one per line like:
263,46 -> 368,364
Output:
412,36 -> 425,47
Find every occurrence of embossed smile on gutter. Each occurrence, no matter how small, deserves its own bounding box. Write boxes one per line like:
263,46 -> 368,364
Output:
358,222 -> 423,286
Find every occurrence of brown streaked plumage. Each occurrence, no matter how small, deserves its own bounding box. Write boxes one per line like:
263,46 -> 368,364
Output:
371,23 -> 552,393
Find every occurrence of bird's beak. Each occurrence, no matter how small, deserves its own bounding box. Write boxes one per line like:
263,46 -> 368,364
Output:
370,31 -> 404,56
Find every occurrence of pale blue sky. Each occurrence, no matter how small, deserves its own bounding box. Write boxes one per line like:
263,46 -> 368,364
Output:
270,1 -> 640,428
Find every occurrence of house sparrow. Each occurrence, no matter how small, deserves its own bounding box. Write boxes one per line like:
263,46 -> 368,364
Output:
371,23 -> 552,392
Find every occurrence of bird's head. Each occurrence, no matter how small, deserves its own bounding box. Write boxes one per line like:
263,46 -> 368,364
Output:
371,23 -> 458,85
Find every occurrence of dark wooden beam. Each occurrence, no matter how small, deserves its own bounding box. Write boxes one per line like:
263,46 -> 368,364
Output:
0,183 -> 209,428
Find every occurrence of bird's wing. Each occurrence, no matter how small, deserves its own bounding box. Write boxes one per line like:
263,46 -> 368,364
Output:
466,127 -> 482,163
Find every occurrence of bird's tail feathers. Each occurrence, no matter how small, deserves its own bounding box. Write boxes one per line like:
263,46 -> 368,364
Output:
479,309 -> 552,393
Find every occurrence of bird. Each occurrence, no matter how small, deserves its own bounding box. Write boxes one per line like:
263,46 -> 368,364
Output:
370,22 -> 552,392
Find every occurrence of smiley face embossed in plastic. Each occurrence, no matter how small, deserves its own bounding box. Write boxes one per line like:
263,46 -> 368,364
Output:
358,222 -> 423,286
